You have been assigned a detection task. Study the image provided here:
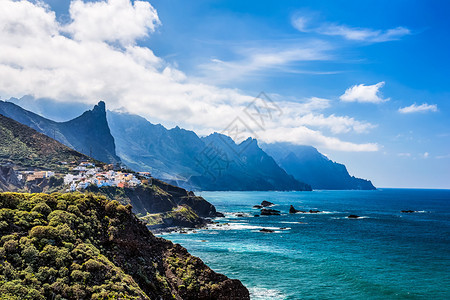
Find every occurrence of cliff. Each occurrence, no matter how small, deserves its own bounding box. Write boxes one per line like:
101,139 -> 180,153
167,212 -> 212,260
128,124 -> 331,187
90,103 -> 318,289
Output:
0,192 -> 249,299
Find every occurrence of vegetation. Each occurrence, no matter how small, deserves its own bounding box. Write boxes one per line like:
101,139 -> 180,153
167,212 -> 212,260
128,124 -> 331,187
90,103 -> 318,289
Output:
141,205 -> 201,227
0,114 -> 93,172
0,192 -> 249,299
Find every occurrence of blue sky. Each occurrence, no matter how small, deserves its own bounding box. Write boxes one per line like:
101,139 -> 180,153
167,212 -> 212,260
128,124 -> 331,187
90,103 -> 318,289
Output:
0,0 -> 449,188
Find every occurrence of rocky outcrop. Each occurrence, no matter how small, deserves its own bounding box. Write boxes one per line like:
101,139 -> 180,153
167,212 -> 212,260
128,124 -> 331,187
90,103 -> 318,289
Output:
347,215 -> 361,219
261,200 -> 274,207
0,165 -> 21,191
260,208 -> 281,216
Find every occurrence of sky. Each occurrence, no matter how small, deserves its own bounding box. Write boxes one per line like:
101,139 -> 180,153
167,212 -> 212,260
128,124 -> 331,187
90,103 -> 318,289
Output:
0,0 -> 449,188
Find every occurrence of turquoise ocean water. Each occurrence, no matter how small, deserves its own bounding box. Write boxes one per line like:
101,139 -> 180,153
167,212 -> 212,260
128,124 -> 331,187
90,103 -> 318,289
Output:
160,189 -> 450,299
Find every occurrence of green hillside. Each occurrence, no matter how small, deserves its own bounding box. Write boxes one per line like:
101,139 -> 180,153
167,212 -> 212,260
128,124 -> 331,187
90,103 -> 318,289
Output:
0,192 -> 249,299
0,114 -> 91,171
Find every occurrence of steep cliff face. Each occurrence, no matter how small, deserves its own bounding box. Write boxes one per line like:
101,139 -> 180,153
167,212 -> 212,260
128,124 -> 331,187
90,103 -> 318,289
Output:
107,111 -> 311,191
262,143 -> 376,190
0,166 -> 20,192
0,101 -> 120,164
0,192 -> 250,299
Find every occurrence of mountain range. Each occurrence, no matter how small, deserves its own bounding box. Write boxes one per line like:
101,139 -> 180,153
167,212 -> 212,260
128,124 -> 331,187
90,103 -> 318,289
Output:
262,143 -> 376,190
0,99 -> 375,190
107,111 -> 310,191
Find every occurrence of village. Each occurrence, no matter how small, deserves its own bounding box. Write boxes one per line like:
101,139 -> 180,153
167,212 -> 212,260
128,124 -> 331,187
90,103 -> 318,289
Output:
16,161 -> 151,192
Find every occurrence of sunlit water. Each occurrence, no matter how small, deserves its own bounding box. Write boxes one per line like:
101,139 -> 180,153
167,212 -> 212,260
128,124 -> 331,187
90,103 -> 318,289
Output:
159,189 -> 450,299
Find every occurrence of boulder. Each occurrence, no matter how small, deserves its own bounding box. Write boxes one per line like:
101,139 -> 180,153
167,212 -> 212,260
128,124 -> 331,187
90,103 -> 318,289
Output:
309,210 -> 321,213
261,200 -> 274,207
253,205 -> 263,209
259,228 -> 274,233
401,210 -> 417,213
260,208 -> 280,216
347,215 -> 360,219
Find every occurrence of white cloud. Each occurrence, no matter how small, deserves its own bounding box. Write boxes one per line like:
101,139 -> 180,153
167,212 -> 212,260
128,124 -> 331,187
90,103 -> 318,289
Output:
317,25 -> 410,42
423,152 -> 429,159
398,103 -> 438,114
397,153 -> 411,157
340,82 -> 389,103
197,41 -> 333,84
0,0 -> 378,153
259,126 -> 379,152
67,0 -> 160,46
291,15 -> 410,43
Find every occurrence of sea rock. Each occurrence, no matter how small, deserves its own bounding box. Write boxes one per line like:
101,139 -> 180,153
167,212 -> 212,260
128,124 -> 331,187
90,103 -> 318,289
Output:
236,213 -> 245,217
260,208 -> 281,216
261,200 -> 274,207
289,205 -> 306,214
309,210 -> 321,213
401,210 -> 417,213
260,228 -> 274,233
253,205 -> 263,209
215,212 -> 225,217
254,215 -> 260,217
347,215 -> 360,219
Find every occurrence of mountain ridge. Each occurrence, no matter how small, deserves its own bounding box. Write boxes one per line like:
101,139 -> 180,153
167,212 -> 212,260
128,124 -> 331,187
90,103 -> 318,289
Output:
262,143 -> 376,190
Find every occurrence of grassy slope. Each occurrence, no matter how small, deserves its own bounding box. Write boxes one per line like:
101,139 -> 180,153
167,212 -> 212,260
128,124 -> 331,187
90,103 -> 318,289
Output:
0,114 -> 91,171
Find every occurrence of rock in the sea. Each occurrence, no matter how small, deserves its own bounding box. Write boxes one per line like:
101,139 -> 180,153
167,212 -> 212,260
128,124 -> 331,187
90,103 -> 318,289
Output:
253,205 -> 263,209
254,215 -> 260,217
236,213 -> 245,217
309,210 -> 321,213
401,210 -> 417,213
216,212 -> 225,217
261,200 -> 274,207
289,205 -> 306,214
260,228 -> 274,233
347,215 -> 360,219
260,208 -> 281,216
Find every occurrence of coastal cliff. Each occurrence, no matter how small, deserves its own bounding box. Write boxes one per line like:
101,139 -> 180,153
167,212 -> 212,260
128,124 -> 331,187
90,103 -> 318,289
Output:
0,192 -> 250,299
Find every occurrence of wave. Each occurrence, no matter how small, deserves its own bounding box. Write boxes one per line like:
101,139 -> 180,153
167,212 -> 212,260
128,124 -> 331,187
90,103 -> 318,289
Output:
207,222 -> 289,232
249,287 -> 286,300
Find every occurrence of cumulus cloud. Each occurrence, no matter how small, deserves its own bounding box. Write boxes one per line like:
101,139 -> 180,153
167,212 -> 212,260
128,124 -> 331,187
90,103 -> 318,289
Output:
0,0 -> 378,152
67,0 -> 160,46
292,15 -> 410,43
340,82 -> 389,103
398,103 -> 438,114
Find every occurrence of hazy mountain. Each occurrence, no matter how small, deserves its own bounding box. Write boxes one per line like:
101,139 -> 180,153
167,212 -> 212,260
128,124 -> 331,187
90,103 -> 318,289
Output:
107,111 -> 311,191
261,143 -> 376,190
0,100 -> 120,164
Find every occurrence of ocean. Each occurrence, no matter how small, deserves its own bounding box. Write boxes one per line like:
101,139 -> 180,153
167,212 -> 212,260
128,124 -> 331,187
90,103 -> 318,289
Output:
159,189 -> 450,299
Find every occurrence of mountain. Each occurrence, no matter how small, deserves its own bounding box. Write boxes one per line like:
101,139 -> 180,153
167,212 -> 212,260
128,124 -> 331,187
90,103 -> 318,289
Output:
0,100 -> 120,164
262,143 -> 376,190
107,111 -> 311,191
198,133 -> 311,191
0,192 -> 249,299
0,113 -> 90,171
